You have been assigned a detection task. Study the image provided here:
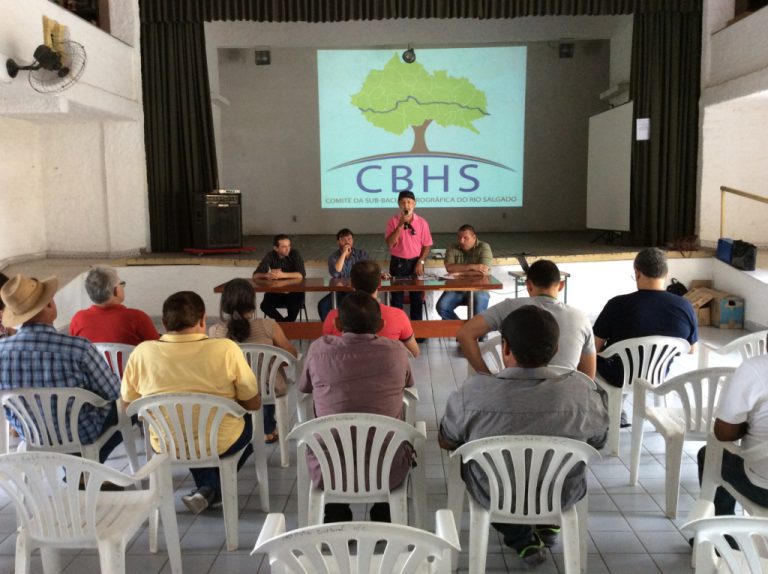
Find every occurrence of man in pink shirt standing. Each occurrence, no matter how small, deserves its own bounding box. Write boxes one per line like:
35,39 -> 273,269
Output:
385,191 -> 433,321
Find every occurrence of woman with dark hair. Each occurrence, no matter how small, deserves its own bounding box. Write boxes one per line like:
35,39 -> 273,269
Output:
0,272 -> 15,338
209,278 -> 297,443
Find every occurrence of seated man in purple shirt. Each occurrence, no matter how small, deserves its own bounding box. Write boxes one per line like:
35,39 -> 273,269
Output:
298,291 -> 414,523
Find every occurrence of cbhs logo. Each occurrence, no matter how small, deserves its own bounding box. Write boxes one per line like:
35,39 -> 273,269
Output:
329,54 -> 513,195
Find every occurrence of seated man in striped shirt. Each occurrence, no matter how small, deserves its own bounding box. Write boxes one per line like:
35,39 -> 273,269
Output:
0,274 -> 123,462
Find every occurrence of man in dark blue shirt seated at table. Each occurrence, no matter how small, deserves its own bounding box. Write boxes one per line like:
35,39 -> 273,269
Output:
252,234 -> 306,322
317,228 -> 369,322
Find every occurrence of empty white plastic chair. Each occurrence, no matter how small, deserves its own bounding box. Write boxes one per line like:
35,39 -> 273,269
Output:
630,367 -> 735,518
94,343 -> 135,378
288,413 -> 427,529
683,516 -> 768,574
595,336 -> 691,455
0,451 -> 181,574
687,435 -> 768,525
252,509 -> 460,574
466,335 -> 503,376
127,392 -> 268,550
714,330 -> 768,363
0,387 -> 139,473
240,343 -> 299,467
447,435 -> 599,574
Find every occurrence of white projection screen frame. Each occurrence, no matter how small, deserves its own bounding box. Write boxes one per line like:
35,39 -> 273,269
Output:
586,101 -> 633,231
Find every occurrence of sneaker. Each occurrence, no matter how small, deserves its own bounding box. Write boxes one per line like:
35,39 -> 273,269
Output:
517,537 -> 547,568
620,409 -> 632,428
182,486 -> 216,514
534,525 -> 560,547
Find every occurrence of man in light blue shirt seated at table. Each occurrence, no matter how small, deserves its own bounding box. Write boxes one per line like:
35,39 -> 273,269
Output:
317,228 -> 369,321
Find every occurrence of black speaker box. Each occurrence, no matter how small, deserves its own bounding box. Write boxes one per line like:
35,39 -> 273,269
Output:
192,193 -> 242,249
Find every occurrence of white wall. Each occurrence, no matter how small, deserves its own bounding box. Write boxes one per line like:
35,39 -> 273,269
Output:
0,117 -> 46,263
207,16 -> 630,235
51,257 -> 767,332
697,1 -> 768,247
0,0 -> 149,266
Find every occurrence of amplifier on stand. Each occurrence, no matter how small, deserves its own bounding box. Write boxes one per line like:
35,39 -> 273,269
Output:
192,190 -> 242,249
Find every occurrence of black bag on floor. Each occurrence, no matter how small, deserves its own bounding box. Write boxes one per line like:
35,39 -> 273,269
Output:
731,240 -> 757,271
666,278 -> 688,297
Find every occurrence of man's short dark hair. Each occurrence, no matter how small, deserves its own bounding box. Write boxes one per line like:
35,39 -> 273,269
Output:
350,260 -> 381,295
526,260 -> 561,288
634,248 -> 667,278
501,305 -> 559,368
163,291 -> 205,332
336,228 -> 354,240
458,224 -> 476,235
338,291 -> 381,334
273,234 -> 291,247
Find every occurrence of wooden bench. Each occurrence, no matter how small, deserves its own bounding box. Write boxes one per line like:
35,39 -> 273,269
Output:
280,320 -> 464,341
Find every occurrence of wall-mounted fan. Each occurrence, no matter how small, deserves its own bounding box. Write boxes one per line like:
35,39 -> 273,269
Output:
5,41 -> 87,93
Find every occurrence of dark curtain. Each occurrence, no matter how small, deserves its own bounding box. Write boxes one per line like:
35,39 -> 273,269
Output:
140,13 -> 219,251
142,0 -> 633,22
628,2 -> 701,246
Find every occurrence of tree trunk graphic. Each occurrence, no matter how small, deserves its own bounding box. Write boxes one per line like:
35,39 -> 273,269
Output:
410,119 -> 432,153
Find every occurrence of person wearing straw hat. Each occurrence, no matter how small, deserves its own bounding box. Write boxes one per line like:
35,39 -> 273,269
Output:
0,274 -> 124,462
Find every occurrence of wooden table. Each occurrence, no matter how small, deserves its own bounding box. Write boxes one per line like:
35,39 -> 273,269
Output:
280,320 -> 464,340
214,275 -> 504,318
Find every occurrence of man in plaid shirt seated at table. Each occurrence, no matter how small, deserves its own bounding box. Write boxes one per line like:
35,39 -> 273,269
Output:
0,274 -> 123,462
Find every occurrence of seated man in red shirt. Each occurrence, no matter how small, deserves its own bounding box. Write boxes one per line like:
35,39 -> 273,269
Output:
70,266 -> 159,345
321,260 -> 419,357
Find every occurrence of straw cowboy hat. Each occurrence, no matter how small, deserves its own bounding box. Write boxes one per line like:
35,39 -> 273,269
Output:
0,274 -> 58,327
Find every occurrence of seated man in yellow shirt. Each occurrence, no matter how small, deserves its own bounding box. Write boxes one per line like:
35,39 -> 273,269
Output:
121,291 -> 261,514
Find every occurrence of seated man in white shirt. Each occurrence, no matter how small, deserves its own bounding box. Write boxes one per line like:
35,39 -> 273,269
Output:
697,353 -> 768,516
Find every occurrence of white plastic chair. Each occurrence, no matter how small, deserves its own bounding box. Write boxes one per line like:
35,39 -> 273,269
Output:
466,335 -> 503,376
296,387 -> 420,427
447,435 -> 599,574
127,392 -> 267,550
0,451 -> 181,574
240,343 -> 299,467
714,330 -> 768,363
595,336 -> 691,455
252,509 -> 460,574
94,343 -> 135,378
288,413 -> 427,529
687,436 -> 768,525
0,387 -> 140,473
683,516 -> 768,574
630,367 -> 735,518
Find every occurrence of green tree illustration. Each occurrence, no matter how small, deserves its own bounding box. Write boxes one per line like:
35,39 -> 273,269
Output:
350,54 -> 489,154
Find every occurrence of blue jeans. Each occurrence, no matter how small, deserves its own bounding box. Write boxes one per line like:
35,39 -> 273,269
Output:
191,415 -> 253,496
436,290 -> 490,320
697,446 -> 768,515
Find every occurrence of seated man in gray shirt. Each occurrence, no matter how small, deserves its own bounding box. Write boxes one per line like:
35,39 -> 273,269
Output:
439,306 -> 608,567
457,259 -> 596,378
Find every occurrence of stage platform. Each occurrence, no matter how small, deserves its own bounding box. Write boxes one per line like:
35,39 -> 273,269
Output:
127,231 -> 714,268
1,230 -> 719,288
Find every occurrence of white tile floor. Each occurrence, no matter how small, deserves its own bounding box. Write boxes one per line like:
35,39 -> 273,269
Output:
0,338 -> 714,573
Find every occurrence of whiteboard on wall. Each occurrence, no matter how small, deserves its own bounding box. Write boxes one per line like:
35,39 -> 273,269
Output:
587,101 -> 633,231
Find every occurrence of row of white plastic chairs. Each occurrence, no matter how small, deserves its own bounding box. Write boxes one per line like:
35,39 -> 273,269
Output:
2,428 -> 767,574
474,330 -> 768,519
